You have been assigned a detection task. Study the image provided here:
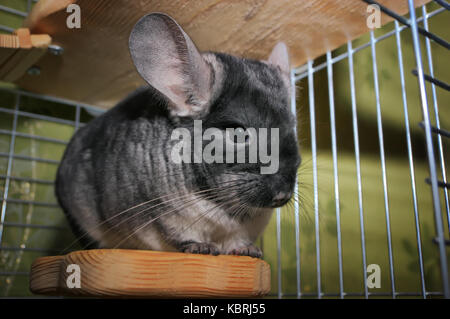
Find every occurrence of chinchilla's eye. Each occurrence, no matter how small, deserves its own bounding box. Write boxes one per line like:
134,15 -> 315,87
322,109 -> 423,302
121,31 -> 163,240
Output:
225,126 -> 251,145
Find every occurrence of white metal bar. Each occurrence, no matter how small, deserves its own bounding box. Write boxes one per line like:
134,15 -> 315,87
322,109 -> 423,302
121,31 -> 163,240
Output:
270,291 -> 444,297
0,129 -> 68,145
0,25 -> 14,33
326,51 -> 344,299
3,222 -> 67,231
294,7 -> 445,81
0,94 -> 20,246
0,5 -> 27,17
347,40 -> 368,299
422,6 -> 450,233
394,20 -> 426,299
75,104 -> 81,131
0,175 -> 54,185
0,152 -> 60,165
0,107 -> 77,126
0,87 -> 102,115
1,246 -> 61,253
0,198 -> 59,208
408,0 -> 449,298
307,60 -> 321,299
276,207 -> 282,299
370,30 -> 396,298
290,68 -> 301,298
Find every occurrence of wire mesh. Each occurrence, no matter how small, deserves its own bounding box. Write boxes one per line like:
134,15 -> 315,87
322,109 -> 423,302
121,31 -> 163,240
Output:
290,1 -> 449,299
0,0 -> 449,298
405,0 -> 449,298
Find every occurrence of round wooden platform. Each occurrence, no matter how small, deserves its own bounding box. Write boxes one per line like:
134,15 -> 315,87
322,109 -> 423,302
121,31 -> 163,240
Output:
29,249 -> 271,298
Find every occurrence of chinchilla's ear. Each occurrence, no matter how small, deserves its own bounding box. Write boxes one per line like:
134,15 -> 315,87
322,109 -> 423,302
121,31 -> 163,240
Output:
267,42 -> 290,82
129,13 -> 212,117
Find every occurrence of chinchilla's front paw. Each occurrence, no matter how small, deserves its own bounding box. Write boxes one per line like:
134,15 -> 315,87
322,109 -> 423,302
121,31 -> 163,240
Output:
180,242 -> 220,256
227,244 -> 262,259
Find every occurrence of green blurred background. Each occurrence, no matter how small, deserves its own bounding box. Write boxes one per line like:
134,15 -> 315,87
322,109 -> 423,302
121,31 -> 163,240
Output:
0,0 -> 449,298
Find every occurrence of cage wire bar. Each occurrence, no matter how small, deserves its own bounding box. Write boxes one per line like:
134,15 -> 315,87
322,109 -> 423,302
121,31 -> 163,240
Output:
308,59 -> 322,299
0,87 -> 90,250
406,0 -> 449,298
394,19 -> 426,299
0,1 -> 449,298
369,29 -> 396,298
347,39 -> 368,299
290,68 -> 301,299
326,50 -> 345,299
290,1 -> 449,298
361,0 -> 450,299
422,5 -> 450,232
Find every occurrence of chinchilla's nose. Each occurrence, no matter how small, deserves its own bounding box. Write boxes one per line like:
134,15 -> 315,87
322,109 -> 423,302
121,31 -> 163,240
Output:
271,191 -> 292,207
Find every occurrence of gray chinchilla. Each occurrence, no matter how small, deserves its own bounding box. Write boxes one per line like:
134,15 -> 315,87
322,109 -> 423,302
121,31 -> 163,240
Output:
56,13 -> 301,258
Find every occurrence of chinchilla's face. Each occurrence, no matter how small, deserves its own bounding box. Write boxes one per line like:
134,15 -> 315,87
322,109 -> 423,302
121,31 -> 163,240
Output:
198,53 -> 301,209
129,13 -> 300,211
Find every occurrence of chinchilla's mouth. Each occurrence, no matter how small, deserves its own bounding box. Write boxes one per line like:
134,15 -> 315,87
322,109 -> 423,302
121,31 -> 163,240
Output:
266,190 -> 293,208
243,196 -> 292,210
267,199 -> 290,208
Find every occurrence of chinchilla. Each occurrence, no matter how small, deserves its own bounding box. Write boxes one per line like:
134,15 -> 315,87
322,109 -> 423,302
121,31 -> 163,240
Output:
55,13 -> 301,258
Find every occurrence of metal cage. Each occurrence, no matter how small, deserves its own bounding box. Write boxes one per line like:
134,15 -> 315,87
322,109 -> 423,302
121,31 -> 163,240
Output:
0,0 -> 449,298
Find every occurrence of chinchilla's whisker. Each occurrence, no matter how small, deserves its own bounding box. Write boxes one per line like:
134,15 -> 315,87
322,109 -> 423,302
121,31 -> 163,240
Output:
81,182 -> 248,249
211,182 -> 257,225
287,196 -> 300,208
61,181 -> 248,253
297,190 -> 314,210
110,194 -> 221,249
109,180 -> 253,249
109,180 -> 246,227
136,168 -> 246,182
217,200 -> 245,228
80,193 -> 214,250
167,195 -> 244,242
224,184 -> 257,222
293,194 -> 313,224
167,183 -> 252,224
165,182 -> 257,243
83,170 -> 246,200
228,201 -> 251,226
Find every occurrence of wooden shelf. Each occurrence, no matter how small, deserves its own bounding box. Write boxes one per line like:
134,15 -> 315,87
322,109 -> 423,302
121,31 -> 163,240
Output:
29,249 -> 271,298
6,0 -> 430,109
0,28 -> 51,82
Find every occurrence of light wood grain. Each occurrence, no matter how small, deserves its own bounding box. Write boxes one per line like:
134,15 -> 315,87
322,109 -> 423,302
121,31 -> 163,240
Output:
12,0 -> 430,109
29,249 -> 271,298
15,28 -> 33,49
0,29 -> 51,49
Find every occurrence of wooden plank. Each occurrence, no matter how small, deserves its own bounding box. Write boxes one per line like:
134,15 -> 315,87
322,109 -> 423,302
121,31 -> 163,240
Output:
13,0 -> 430,109
0,29 -> 51,82
28,255 -> 65,296
30,34 -> 52,48
15,28 -> 33,49
0,34 -> 20,49
1,48 -> 47,82
0,48 -> 17,67
0,33 -> 51,49
29,249 -> 271,298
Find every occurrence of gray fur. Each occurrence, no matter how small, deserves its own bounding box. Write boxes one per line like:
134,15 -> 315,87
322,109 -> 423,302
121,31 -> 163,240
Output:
56,13 -> 300,257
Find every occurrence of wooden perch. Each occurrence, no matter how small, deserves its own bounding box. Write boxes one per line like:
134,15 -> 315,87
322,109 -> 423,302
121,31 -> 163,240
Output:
29,249 -> 271,298
5,0 -> 430,109
0,28 -> 51,82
